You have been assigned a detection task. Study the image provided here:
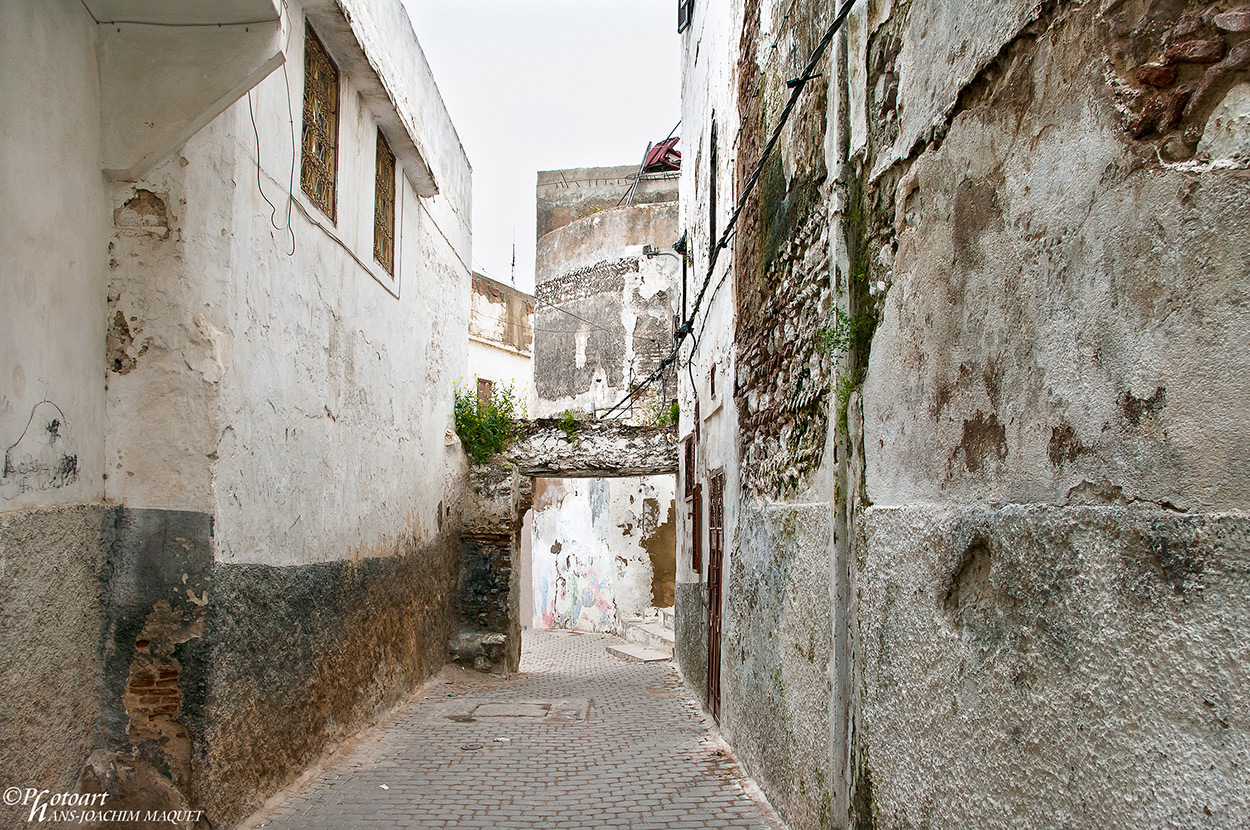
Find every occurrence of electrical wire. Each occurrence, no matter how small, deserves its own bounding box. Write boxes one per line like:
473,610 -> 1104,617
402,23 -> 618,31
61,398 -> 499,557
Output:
599,0 -> 855,419
246,0 -> 297,256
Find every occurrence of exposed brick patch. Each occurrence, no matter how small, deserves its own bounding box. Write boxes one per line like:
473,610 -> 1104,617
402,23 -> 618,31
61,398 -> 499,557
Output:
1105,0 -> 1250,161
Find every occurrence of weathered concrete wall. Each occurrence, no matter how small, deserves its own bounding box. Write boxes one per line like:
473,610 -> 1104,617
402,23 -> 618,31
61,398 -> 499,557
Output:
533,198 -> 680,418
530,475 -> 676,631
0,505 -> 106,827
859,505 -> 1250,828
0,0 -> 107,510
677,0 -> 1250,828
849,1 -> 1250,825
536,165 -> 679,239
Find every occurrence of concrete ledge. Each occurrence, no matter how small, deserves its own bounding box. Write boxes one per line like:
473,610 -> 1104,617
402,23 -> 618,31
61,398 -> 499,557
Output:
606,641 -> 671,663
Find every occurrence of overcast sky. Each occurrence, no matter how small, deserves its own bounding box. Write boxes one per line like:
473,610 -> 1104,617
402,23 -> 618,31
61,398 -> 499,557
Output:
402,0 -> 681,294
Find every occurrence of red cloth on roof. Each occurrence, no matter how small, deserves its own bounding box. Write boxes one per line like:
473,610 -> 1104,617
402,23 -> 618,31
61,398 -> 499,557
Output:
643,137 -> 681,172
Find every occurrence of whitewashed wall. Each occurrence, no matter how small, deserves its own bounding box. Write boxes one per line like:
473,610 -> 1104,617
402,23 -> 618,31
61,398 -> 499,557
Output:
104,0 -> 472,565
530,475 -> 677,631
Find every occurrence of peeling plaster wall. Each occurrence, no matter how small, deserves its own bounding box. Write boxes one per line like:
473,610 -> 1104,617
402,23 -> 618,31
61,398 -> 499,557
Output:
531,475 -> 676,631
94,0 -> 473,825
678,0 -> 1250,828
106,4 -> 472,556
0,0 -> 106,509
533,192 -> 680,419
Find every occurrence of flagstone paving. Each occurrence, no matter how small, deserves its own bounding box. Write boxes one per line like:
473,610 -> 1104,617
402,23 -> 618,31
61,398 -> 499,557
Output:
243,629 -> 781,830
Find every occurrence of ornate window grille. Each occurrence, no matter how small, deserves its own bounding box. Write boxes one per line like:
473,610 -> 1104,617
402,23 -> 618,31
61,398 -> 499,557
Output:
374,129 -> 396,275
301,25 -> 339,221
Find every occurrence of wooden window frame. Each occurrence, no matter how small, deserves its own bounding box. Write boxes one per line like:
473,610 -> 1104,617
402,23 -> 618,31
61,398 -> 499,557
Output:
684,435 -> 696,501
300,24 -> 340,222
691,481 -> 703,574
374,129 -> 396,275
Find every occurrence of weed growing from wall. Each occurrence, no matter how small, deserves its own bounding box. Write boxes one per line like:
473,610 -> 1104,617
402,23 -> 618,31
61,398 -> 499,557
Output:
454,384 -> 520,464
558,409 -> 579,444
648,398 -> 680,428
818,306 -> 862,360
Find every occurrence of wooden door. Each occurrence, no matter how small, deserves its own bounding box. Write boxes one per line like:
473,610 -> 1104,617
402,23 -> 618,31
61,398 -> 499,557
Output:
706,471 -> 725,720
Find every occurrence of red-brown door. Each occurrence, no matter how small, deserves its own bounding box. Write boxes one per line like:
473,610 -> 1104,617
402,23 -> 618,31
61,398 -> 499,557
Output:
706,471 -> 725,720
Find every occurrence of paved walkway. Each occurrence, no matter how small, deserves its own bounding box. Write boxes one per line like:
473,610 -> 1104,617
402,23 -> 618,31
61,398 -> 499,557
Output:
245,630 -> 781,830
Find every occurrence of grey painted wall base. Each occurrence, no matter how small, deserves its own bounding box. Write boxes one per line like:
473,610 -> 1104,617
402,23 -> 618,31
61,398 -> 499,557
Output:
0,503 -> 461,830
674,580 -> 709,705
858,505 -> 1250,828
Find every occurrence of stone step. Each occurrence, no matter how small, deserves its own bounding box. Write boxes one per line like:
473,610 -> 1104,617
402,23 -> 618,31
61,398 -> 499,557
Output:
622,619 -> 675,651
606,641 -> 671,663
660,607 -> 675,629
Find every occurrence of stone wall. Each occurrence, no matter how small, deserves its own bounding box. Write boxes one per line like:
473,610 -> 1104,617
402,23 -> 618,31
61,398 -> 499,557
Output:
676,0 -> 1250,828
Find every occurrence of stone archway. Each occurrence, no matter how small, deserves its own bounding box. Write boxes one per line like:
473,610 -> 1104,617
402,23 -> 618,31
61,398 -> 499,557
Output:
450,419 -> 677,674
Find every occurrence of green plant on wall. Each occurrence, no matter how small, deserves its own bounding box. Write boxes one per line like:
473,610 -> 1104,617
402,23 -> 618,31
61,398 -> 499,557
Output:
649,398 -> 679,428
834,370 -> 856,436
453,383 -> 520,464
558,409 -> 579,444
818,305 -> 862,360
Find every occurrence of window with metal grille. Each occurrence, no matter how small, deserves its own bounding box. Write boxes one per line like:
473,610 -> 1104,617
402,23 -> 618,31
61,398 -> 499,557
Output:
301,25 -> 339,221
374,129 -> 396,275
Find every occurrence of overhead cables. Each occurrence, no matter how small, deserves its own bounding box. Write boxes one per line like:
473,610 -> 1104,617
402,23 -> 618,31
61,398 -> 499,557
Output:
599,0 -> 856,419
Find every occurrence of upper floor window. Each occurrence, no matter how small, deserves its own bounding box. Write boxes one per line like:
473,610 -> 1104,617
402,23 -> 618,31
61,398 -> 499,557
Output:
678,0 -> 693,33
374,129 -> 396,275
709,119 -> 718,259
301,24 -> 339,221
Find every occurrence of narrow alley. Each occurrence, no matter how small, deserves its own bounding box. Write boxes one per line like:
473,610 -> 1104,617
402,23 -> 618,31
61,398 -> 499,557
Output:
245,632 -> 778,830
4,0 -> 1249,828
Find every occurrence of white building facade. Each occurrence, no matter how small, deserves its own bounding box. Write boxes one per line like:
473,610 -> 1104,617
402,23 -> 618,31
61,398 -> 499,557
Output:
1,1 -> 471,825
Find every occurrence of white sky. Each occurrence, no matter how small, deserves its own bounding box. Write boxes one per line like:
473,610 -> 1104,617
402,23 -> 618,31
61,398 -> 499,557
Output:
402,0 -> 681,294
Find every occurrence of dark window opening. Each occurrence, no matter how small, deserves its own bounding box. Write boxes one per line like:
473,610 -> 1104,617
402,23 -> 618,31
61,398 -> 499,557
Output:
678,0 -> 693,33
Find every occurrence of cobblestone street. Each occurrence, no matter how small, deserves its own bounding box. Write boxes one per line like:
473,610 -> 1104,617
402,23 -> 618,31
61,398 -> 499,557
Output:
244,631 -> 781,830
